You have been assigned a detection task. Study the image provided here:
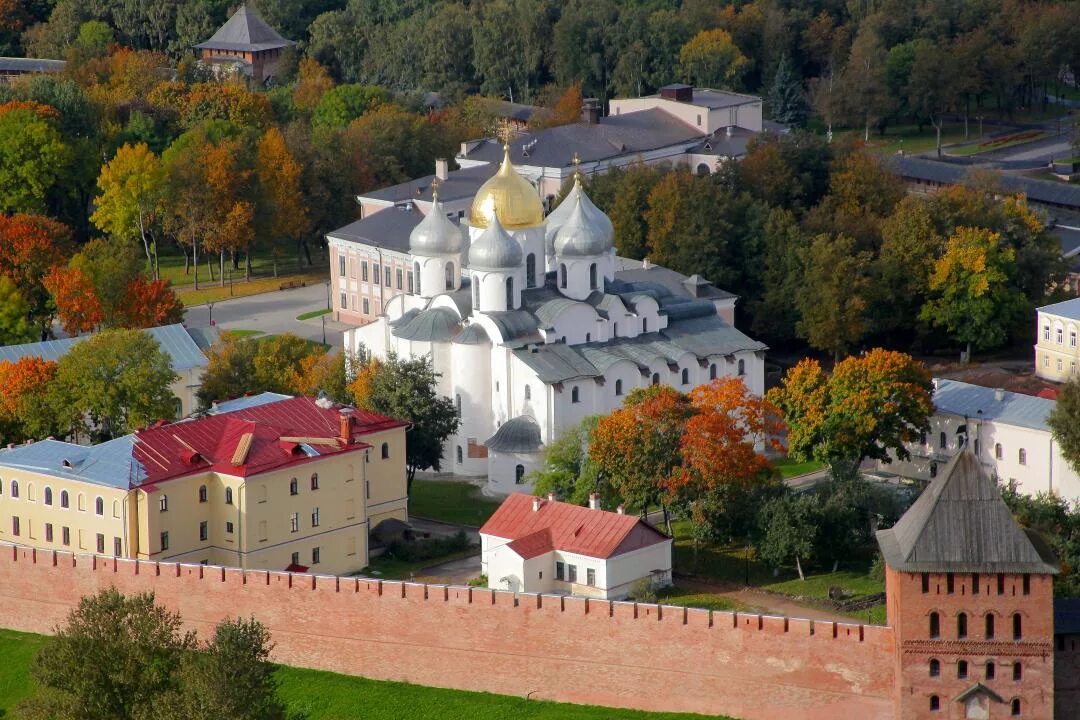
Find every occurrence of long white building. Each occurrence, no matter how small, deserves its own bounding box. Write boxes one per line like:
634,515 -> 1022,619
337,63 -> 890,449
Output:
345,147 -> 766,494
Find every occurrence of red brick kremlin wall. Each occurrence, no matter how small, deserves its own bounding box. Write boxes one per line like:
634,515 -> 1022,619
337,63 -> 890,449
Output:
0,543 -> 896,720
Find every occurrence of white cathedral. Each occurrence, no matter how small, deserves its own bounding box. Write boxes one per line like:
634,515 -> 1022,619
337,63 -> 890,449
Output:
344,146 -> 767,495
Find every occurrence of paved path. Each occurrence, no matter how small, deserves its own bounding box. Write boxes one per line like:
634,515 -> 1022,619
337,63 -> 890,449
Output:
675,577 -> 858,624
183,284 -> 354,348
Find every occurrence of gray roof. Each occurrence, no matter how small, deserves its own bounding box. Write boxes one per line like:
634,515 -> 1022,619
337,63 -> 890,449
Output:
462,108 -> 703,168
0,57 -> 66,73
895,157 -> 1080,210
409,199 -> 464,256
933,378 -> 1051,432
0,324 -> 211,372
1055,598 -> 1080,636
391,307 -> 461,342
610,265 -> 736,301
363,164 -> 492,205
326,208 -> 423,255
184,326 -> 220,352
653,87 -> 761,110
451,323 -> 490,345
0,436 -> 140,489
485,415 -> 543,454
1050,225 -> 1080,258
689,127 -> 755,158
876,451 -> 1059,574
208,392 -> 292,415
1038,296 -> 1080,321
553,193 -> 614,257
468,214 -> 522,269
194,4 -> 294,52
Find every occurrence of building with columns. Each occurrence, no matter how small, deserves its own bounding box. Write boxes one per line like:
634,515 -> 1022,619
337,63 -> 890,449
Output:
344,147 -> 766,494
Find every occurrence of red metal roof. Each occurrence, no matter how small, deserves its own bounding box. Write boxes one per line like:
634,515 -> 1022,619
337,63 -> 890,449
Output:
481,493 -> 668,560
132,397 -> 407,484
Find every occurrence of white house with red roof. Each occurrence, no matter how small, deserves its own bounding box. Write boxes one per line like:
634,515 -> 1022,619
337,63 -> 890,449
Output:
479,493 -> 672,599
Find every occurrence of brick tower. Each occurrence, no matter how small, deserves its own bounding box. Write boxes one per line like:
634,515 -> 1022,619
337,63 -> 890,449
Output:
877,451 -> 1058,719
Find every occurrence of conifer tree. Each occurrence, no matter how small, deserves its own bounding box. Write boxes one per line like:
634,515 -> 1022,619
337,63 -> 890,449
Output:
767,53 -> 808,127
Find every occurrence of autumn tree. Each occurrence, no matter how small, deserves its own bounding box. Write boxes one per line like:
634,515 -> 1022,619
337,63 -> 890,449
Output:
919,226 -> 1028,360
767,349 -> 934,481
115,278 -> 184,329
48,328 -> 178,440
69,238 -> 143,326
91,142 -> 166,279
872,196 -> 943,340
43,266 -> 103,335
678,28 -> 748,89
529,417 -> 605,506
197,333 -> 326,408
795,233 -> 872,361
255,127 -> 310,277
196,334 -> 259,408
588,385 -> 693,530
530,82 -> 583,129
0,275 -> 35,344
288,351 -> 350,403
292,57 -> 335,111
0,213 -> 70,330
0,356 -> 58,442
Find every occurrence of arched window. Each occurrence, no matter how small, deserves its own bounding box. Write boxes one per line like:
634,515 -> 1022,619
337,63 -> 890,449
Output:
456,446 -> 463,464
95,497 -> 104,516
709,364 -> 717,380
445,261 -> 455,290
289,478 -> 298,496
1018,448 -> 1027,465
381,442 -> 390,459
515,464 -> 525,484
651,372 -> 659,385
589,263 -> 597,290
455,393 -> 462,417
737,358 -> 745,376
311,473 -> 319,490
995,443 -> 1003,460
1011,699 -> 1021,716
1013,613 -> 1022,640
929,696 -> 939,712
681,368 -> 689,385
159,495 -> 168,512
939,432 -> 947,449
1013,662 -> 1022,681
44,487 -> 52,505
615,379 -> 623,396
929,659 -> 940,677
985,661 -> 995,680
957,660 -> 968,679
985,613 -> 995,639
526,254 -> 536,288
585,333 -> 591,342
571,386 -> 580,403
957,612 -> 967,639
225,487 -> 234,505
414,261 -> 421,295
505,276 -> 514,309
198,485 -> 207,503
559,263 -> 567,289
929,612 -> 940,638
10,480 -> 17,498
472,276 -> 479,310
524,384 -> 531,400
60,490 -> 69,508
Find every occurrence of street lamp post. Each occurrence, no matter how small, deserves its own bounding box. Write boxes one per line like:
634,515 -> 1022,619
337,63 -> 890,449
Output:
321,315 -> 326,346
207,301 -> 215,327
325,280 -> 331,310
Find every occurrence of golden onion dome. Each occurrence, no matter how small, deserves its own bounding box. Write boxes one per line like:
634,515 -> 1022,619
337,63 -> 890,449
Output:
468,144 -> 544,230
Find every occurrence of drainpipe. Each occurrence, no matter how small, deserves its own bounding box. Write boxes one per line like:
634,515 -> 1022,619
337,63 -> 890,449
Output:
1049,436 -> 1054,494
237,482 -> 245,569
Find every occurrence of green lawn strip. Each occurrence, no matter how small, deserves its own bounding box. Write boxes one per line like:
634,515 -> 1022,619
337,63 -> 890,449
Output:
175,270 -> 330,307
297,308 -> 332,321
833,123 -> 971,156
0,629 -> 46,712
654,587 -> 750,613
762,570 -> 883,601
945,130 -> 1053,157
221,329 -> 264,339
155,251 -> 316,287
408,479 -> 501,527
771,455 -> 825,479
669,521 -> 787,587
360,547 -> 479,581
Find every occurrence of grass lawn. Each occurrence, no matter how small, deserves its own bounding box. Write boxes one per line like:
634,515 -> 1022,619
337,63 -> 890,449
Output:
156,251 -> 322,288
360,547 -> 479,581
409,479 -> 501,527
834,122 -> 971,155
176,270 -> 330,307
221,329 -> 264,339
0,629 -> 728,719
772,455 -> 825,479
654,586 -> 749,613
946,130 -> 1052,157
297,308 -> 332,321
762,570 -> 883,601
670,521 -> 783,587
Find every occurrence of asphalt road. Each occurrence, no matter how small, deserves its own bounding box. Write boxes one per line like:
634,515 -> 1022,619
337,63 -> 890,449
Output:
183,283 -> 353,348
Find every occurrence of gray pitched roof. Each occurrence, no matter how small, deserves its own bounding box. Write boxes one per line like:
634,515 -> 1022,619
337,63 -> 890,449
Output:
895,157 -> 1080,210
1039,296 -> 1080,321
932,379 -> 1052,431
876,451 -> 1059,574
0,57 -> 66,73
326,208 -> 423,255
451,323 -> 490,345
0,324 -> 211,372
362,164 -> 493,204
485,415 -> 543,454
207,392 -> 292,415
0,436 -> 140,489
194,4 -> 294,52
391,307 -> 460,342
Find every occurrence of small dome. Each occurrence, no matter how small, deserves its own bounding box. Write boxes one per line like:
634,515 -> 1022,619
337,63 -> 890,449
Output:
468,212 -> 522,270
543,178 -> 582,254
485,415 -> 543,454
409,198 -> 464,256
553,191 -> 614,258
469,145 -> 544,230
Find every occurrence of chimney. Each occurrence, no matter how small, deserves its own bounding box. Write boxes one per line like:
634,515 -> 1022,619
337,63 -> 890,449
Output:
588,493 -> 600,510
726,125 -> 734,138
532,496 -> 542,512
435,158 -> 449,181
547,492 -> 556,504
581,98 -> 601,125
339,408 -> 354,444
616,504 -> 625,515
994,388 -> 1005,402
659,84 -> 693,102
642,257 -> 651,269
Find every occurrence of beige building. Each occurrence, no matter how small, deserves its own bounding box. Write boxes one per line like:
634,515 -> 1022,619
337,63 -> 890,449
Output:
1035,298 -> 1080,382
0,394 -> 408,575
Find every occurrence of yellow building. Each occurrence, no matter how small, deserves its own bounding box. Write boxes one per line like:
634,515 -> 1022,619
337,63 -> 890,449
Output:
1034,298 -> 1080,382
0,394 -> 409,575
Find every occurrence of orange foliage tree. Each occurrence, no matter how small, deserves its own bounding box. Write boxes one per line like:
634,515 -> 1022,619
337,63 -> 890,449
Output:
115,278 -> 183,329
0,357 -> 59,441
43,266 -> 104,335
0,99 -> 59,120
0,213 -> 70,328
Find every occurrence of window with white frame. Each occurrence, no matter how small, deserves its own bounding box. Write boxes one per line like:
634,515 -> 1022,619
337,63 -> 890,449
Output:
290,512 -> 299,532
1044,325 -> 1050,340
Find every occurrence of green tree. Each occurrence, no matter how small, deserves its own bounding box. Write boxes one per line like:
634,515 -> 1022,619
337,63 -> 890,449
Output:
766,53 -> 807,127
750,208 -> 806,344
872,196 -> 944,340
351,351 -> 460,492
91,142 -> 167,279
0,275 -> 36,344
758,491 -> 819,580
529,416 -> 605,506
678,28 -> 748,89
0,106 -> 70,214
795,233 -> 872,361
251,334 -> 324,394
48,328 -> 179,440
919,226 -> 1028,360
311,84 -> 390,128
196,333 -> 259,409
837,24 -> 892,141
69,238 -> 144,327
1047,377 -> 1080,478
18,589 -> 196,720
906,40 -> 955,158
